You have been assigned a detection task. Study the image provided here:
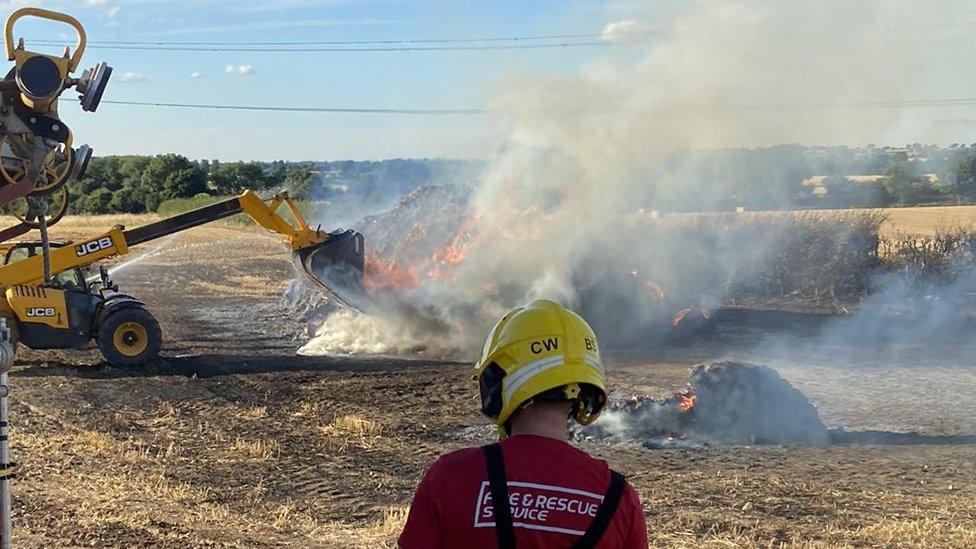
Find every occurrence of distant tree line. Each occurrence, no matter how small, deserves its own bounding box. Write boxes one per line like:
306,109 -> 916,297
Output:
645,144 -> 976,212
62,146 -> 976,216
65,156 -> 473,215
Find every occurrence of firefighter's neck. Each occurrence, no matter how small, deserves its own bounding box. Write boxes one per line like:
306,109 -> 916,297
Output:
508,401 -> 573,440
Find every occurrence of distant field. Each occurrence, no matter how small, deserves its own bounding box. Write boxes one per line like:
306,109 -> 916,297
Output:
837,205 -> 976,237
661,205 -> 976,238
0,213 -> 263,243
885,205 -> 976,236
0,214 -> 161,242
765,205 -> 976,237
1,203 -> 975,244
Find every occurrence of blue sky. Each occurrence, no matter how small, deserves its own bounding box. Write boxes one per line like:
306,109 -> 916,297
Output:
3,0 -> 647,161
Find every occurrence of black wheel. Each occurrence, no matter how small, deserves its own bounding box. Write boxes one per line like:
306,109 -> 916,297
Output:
96,307 -> 162,367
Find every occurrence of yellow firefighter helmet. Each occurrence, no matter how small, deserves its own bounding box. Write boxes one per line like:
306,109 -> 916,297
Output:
475,299 -> 607,435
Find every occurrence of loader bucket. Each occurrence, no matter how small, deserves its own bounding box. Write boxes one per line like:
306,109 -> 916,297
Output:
296,229 -> 367,311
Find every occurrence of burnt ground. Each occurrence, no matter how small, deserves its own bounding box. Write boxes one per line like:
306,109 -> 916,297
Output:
7,225 -> 976,547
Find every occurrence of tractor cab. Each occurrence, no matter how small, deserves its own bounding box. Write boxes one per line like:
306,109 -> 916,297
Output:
0,240 -> 160,366
0,241 -> 92,291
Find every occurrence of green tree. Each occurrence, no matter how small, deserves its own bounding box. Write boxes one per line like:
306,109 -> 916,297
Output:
84,188 -> 113,214
210,162 -> 268,194
883,163 -> 942,205
283,167 -> 316,200
950,149 -> 976,201
267,160 -> 287,189
108,187 -> 144,213
142,154 -> 206,200
163,169 -> 207,201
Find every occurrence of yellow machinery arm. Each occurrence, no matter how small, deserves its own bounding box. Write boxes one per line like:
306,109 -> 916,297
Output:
0,190 -> 335,288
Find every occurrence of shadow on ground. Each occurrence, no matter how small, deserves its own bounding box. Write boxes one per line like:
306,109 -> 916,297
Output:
827,429 -> 976,445
13,354 -> 466,380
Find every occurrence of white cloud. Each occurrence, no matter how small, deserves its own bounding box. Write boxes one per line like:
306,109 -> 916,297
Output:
106,5 -> 120,19
189,72 -> 203,79
225,64 -> 256,76
114,71 -> 151,83
600,20 -> 644,42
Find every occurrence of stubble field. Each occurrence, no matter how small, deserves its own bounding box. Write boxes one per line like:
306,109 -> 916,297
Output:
1,208 -> 975,547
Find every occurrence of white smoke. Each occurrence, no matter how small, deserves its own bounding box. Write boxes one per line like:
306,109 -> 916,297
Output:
304,0 -> 976,357
298,309 -> 426,356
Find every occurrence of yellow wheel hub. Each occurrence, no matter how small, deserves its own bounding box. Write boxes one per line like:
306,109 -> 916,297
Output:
113,321 -> 148,357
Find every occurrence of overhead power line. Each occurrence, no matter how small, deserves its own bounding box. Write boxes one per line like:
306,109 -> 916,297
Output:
35,40 -> 638,52
102,100 -> 487,115
29,33 -> 604,47
99,97 -> 976,115
24,14 -> 976,53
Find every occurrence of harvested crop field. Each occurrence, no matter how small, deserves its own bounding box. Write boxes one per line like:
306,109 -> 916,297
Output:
748,204 -> 976,237
4,219 -> 976,547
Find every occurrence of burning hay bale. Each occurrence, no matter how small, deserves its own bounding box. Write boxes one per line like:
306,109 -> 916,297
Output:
297,175 -> 886,357
578,361 -> 827,446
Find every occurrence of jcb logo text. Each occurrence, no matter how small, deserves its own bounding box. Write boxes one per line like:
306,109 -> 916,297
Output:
26,307 -> 56,317
76,237 -> 113,257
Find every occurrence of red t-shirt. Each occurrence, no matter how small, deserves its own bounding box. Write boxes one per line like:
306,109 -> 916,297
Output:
399,435 -> 647,548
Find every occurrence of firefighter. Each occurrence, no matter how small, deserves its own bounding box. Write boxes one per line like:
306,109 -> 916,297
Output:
399,299 -> 648,548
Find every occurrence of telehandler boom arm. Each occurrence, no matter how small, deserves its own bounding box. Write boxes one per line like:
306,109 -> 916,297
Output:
0,190 -> 364,293
123,190 -> 324,250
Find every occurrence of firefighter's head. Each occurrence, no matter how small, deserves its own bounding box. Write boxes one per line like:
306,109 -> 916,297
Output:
475,300 -> 607,437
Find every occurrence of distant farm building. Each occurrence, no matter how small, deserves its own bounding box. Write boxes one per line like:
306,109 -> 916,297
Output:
801,173 -> 939,198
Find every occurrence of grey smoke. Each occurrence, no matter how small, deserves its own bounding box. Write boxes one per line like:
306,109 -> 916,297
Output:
302,0 -> 976,357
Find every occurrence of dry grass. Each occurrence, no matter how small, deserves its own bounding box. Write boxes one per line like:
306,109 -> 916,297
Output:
0,203 -> 968,245
322,414 -> 384,437
238,405 -> 268,420
739,205 -> 976,238
625,458 -> 976,549
875,205 -> 976,238
224,437 -> 281,461
311,505 -> 409,548
318,414 -> 385,452
0,212 -> 269,246
855,518 -> 976,547
8,210 -> 976,547
0,213 -> 162,242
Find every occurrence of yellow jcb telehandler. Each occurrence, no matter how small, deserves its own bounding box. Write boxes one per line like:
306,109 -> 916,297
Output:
0,190 -> 364,367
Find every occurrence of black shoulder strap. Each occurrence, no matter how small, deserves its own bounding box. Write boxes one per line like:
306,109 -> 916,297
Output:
571,471 -> 627,549
483,443 -> 516,549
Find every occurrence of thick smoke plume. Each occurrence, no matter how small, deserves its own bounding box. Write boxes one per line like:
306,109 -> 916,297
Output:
302,1 -> 975,357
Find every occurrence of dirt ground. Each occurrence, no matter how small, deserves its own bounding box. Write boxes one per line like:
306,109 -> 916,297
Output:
4,220 -> 976,547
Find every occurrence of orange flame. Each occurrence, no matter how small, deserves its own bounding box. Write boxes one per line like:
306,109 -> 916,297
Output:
364,254 -> 421,293
427,215 -> 482,281
672,308 -> 692,327
678,392 -> 697,412
672,307 -> 711,327
402,221 -> 429,248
